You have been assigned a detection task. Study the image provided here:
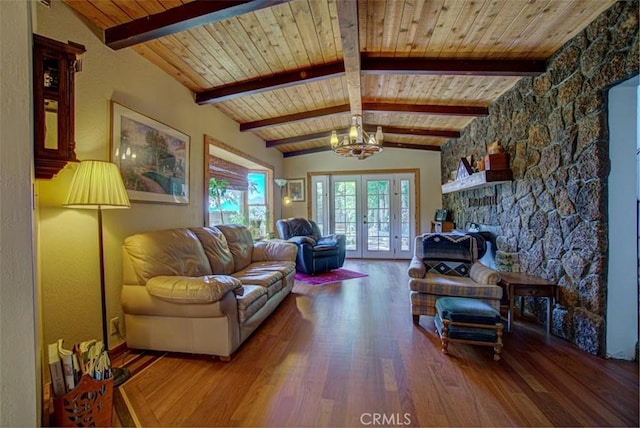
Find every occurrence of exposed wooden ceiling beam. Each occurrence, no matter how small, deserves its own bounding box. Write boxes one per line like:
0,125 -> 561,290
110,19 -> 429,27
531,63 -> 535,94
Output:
381,126 -> 460,138
361,56 -> 546,76
266,128 -> 350,147
240,105 -> 350,131
266,125 -> 458,147
336,0 -> 362,115
245,101 -> 483,132
364,102 -> 489,117
105,0 -> 290,50
383,142 -> 441,151
198,56 -> 543,105
282,141 -> 441,158
283,146 -> 331,157
196,62 -> 345,104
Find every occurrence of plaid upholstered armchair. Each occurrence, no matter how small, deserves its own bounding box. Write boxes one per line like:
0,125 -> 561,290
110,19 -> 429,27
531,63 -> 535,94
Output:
408,233 -> 503,325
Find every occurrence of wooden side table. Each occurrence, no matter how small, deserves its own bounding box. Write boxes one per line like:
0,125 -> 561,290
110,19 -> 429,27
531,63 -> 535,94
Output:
430,221 -> 455,233
498,271 -> 558,333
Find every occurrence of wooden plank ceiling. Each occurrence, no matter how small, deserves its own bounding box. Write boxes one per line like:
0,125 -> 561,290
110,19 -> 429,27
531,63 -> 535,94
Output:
64,0 -> 615,157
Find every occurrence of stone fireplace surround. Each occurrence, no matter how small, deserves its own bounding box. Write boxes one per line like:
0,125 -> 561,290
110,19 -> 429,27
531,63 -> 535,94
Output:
441,1 -> 638,356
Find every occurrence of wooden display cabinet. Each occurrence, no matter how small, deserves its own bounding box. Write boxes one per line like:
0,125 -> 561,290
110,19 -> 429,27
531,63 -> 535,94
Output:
33,34 -> 85,179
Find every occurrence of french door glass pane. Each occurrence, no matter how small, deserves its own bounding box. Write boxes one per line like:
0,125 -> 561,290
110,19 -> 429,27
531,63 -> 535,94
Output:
401,179 -> 410,251
366,180 -> 390,251
315,181 -> 324,235
334,181 -> 357,250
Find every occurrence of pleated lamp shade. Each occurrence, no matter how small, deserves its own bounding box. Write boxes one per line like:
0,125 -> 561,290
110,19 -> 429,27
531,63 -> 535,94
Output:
64,160 -> 130,209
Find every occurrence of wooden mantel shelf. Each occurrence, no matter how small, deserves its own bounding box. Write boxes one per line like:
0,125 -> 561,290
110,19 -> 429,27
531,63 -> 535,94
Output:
442,169 -> 513,194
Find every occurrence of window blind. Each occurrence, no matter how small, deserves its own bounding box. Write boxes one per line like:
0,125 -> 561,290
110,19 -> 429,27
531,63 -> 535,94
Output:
208,156 -> 249,191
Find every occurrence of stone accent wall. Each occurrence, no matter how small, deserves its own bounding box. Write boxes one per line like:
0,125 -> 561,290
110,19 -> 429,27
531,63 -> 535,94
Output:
441,1 -> 638,356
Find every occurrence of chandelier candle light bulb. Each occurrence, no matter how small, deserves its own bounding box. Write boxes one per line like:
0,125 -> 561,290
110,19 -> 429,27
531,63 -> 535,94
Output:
330,115 -> 383,160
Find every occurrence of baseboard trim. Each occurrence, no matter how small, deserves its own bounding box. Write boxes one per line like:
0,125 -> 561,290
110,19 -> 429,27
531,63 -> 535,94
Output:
109,341 -> 128,360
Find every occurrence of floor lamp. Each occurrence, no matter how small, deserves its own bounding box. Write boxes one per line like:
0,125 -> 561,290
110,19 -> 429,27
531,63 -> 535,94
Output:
64,160 -> 131,387
274,178 -> 287,220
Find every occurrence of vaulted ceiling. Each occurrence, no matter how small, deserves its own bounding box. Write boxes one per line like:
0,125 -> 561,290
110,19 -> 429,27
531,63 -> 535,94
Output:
64,0 -> 614,157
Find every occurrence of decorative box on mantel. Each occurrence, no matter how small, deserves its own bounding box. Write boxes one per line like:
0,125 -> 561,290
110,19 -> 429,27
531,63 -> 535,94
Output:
484,153 -> 509,170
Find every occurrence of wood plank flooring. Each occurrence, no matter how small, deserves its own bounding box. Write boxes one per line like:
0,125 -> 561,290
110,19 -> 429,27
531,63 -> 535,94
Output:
113,260 -> 638,427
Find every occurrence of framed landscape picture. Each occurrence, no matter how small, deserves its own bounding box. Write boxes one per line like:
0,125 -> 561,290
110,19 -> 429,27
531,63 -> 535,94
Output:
287,178 -> 305,202
110,101 -> 190,204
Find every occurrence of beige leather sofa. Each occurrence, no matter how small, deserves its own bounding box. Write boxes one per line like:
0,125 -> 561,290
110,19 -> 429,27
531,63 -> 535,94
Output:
121,224 -> 297,358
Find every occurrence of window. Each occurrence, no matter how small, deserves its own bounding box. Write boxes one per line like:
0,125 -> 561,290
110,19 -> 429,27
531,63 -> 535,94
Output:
209,171 -> 269,239
247,172 -> 267,238
205,135 -> 275,238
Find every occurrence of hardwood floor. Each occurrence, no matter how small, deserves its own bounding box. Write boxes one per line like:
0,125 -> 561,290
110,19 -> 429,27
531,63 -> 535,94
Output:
113,260 -> 638,427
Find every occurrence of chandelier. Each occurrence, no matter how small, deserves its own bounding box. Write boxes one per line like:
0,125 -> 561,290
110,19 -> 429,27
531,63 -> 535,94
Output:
330,115 -> 383,160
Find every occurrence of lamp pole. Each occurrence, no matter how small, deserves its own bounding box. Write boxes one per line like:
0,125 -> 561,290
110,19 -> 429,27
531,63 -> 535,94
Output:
97,208 -> 109,348
63,160 -> 131,387
274,179 -> 287,220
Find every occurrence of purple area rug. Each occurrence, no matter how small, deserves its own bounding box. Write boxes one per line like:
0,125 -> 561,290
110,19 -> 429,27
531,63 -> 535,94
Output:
295,268 -> 368,285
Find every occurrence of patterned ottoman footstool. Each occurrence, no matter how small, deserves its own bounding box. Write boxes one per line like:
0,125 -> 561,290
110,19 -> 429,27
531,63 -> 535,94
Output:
435,296 -> 504,361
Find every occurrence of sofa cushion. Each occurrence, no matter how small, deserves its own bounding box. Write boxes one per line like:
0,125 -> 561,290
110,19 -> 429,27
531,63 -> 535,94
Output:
189,227 -> 235,275
436,296 -> 501,325
424,260 -> 470,277
236,285 -> 268,323
422,233 -> 476,277
233,266 -> 284,298
252,240 -> 297,262
286,218 -> 315,238
409,273 -> 503,300
124,228 -> 212,284
146,275 -> 243,304
422,233 -> 476,261
247,261 -> 296,278
217,225 -> 253,271
469,262 -> 500,285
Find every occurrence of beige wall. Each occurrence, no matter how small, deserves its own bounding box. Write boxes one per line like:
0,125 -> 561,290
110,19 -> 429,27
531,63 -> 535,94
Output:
0,1 -> 38,426
35,0 -> 446,354
282,148 -> 443,232
35,0 -> 284,350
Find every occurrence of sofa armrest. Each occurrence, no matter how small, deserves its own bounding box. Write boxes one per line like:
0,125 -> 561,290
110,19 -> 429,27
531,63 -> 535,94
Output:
287,236 -> 317,246
408,256 -> 426,279
318,234 -> 346,246
146,275 -> 243,304
252,240 -> 297,262
316,236 -> 336,246
469,262 -> 500,285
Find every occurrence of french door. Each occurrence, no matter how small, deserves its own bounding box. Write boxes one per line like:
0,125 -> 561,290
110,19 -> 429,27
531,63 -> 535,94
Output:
311,173 -> 415,259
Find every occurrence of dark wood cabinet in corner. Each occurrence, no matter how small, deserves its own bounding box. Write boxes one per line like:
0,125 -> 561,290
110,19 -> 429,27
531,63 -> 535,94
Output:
33,34 -> 85,179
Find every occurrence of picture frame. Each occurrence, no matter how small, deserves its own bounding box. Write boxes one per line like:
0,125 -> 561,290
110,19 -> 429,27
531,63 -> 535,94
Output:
110,101 -> 190,204
286,178 -> 305,202
435,209 -> 448,222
